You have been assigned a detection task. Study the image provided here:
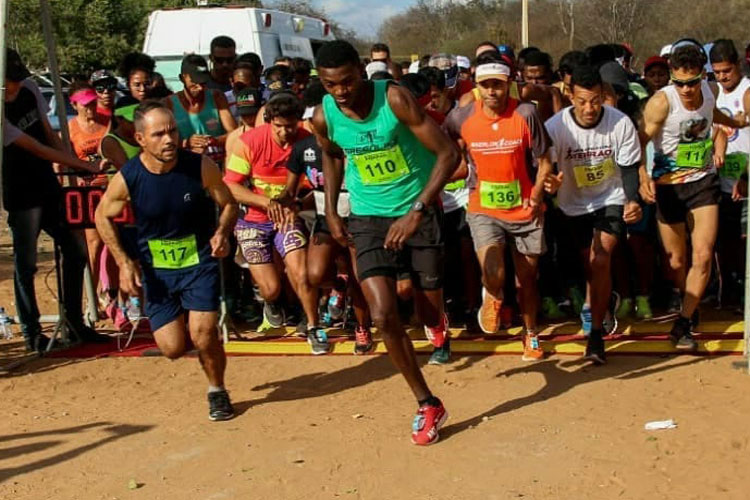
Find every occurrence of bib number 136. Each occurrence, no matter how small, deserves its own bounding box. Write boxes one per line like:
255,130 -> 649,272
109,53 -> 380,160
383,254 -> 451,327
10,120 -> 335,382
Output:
479,180 -> 522,209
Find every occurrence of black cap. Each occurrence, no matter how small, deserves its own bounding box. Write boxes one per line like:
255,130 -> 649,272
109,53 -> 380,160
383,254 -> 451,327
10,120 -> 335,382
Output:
6,49 -> 31,82
235,87 -> 262,116
599,61 -> 630,94
180,54 -> 210,84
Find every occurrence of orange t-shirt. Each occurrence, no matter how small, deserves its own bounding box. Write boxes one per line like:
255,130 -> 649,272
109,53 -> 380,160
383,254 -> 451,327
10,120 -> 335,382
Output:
69,116 -> 109,186
444,97 -> 550,222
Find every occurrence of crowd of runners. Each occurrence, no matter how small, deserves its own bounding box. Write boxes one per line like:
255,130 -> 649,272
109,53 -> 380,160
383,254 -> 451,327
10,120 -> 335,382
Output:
4,33 -> 750,444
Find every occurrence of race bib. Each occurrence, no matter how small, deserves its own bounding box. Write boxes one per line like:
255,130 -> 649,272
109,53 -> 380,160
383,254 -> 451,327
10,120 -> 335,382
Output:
253,178 -> 285,199
148,234 -> 200,270
352,145 -> 410,185
573,158 -> 616,188
313,190 -> 351,217
479,180 -> 522,209
676,139 -> 713,168
721,152 -> 749,180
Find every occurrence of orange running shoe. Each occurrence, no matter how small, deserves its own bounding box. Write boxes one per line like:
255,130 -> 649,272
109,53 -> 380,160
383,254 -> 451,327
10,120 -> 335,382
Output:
521,333 -> 544,362
478,288 -> 502,334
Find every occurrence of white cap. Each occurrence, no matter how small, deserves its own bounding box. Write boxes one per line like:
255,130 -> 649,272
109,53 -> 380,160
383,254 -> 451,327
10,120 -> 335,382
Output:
408,60 -> 420,74
660,44 -> 673,57
456,55 -> 471,69
365,61 -> 388,79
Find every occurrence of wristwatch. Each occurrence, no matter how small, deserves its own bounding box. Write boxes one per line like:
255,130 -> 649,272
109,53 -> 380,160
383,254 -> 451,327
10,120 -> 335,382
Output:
410,200 -> 426,213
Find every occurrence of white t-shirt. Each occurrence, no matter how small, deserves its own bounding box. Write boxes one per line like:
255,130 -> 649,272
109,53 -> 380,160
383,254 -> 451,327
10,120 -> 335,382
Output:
545,105 -> 641,216
716,77 -> 750,193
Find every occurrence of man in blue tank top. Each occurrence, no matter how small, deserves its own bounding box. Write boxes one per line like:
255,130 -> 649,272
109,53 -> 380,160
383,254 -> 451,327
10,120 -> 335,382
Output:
95,101 -> 239,421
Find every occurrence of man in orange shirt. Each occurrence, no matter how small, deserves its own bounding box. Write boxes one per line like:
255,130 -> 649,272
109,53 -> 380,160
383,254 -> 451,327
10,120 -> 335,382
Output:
445,51 -> 553,361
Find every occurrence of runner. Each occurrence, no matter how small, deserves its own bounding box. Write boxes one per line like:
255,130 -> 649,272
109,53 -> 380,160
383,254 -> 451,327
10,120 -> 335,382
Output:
207,35 -> 237,93
95,100 -> 238,421
314,40 -> 458,444
272,83 -> 375,355
639,42 -> 747,350
543,65 -> 643,364
224,92 -> 330,355
710,39 -> 750,310
225,62 -> 258,121
90,69 -> 117,120
165,54 -> 237,165
224,87 -> 262,155
643,56 -> 670,97
3,49 -> 109,351
370,43 -> 403,80
444,51 -> 552,362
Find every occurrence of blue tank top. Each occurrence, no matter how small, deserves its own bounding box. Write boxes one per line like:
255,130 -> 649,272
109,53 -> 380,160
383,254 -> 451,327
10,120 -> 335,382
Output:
120,150 -> 216,273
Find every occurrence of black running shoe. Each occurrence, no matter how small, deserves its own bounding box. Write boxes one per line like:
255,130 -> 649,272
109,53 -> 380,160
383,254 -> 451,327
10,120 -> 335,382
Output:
307,327 -> 330,355
263,302 -> 285,328
584,330 -> 607,365
208,390 -> 235,421
669,315 -> 697,350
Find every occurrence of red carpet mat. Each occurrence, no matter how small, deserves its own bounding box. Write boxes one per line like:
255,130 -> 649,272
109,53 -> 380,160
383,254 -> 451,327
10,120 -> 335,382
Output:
45,337 -> 159,358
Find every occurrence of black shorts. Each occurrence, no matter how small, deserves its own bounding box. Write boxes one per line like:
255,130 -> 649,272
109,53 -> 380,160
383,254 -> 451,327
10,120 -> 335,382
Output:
563,205 -> 625,250
443,207 -> 470,241
655,174 -> 721,225
349,206 -> 444,290
312,214 -> 333,237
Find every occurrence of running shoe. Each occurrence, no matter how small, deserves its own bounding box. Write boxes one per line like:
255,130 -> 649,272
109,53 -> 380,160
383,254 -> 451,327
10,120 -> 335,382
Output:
428,337 -> 451,365
635,295 -> 653,320
306,327 -> 330,355
603,291 -> 620,336
327,289 -> 345,320
208,390 -> 235,421
521,333 -> 544,362
541,296 -> 565,320
569,286 -> 585,315
584,330 -> 607,365
263,301 -> 285,328
669,315 -> 697,351
691,309 -> 700,329
580,304 -> 592,337
424,313 -> 449,348
478,288 -> 502,334
411,400 -> 448,446
667,288 -> 682,314
616,297 -> 632,319
353,325 -> 374,355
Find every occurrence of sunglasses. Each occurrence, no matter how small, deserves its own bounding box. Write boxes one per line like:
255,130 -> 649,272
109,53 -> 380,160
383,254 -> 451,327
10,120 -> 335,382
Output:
671,73 -> 702,88
94,82 -> 117,92
212,56 -> 235,64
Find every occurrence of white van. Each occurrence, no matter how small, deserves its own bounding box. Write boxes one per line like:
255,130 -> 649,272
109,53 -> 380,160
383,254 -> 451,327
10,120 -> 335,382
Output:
142,6 -> 336,89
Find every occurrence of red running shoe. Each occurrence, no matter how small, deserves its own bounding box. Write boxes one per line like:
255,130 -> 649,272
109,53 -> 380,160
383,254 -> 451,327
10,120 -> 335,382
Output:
411,400 -> 449,446
424,313 -> 449,348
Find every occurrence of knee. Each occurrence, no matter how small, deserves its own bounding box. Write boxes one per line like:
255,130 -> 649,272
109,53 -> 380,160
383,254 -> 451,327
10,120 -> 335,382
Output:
665,251 -> 685,271
191,328 -> 219,352
370,306 -> 398,333
692,247 -> 714,270
307,264 -> 325,289
287,265 -> 309,290
397,280 -> 413,301
161,343 -> 186,360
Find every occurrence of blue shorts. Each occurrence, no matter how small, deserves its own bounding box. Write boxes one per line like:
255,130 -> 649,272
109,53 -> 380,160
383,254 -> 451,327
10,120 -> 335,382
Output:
142,263 -> 220,331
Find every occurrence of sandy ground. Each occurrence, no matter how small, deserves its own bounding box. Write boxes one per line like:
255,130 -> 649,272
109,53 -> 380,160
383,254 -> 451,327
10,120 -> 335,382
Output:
2,216 -> 750,499
0,350 -> 749,500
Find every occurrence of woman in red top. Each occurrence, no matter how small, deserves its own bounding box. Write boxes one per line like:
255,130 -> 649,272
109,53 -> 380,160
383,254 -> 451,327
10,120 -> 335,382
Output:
67,81 -> 111,308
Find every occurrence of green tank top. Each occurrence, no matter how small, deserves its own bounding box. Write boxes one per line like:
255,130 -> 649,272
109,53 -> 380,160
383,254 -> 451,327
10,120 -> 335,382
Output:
322,80 -> 436,217
105,132 -> 140,160
170,91 -> 225,140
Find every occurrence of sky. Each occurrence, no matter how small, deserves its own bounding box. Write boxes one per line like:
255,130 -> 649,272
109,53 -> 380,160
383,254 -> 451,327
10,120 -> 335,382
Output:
312,0 -> 415,38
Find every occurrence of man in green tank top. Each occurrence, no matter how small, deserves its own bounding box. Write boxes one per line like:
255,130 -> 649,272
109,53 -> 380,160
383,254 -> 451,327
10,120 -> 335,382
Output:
313,41 -> 460,446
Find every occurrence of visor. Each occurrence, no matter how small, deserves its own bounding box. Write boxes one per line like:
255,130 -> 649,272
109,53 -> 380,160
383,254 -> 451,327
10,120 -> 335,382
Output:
70,88 -> 98,106
475,63 -> 511,82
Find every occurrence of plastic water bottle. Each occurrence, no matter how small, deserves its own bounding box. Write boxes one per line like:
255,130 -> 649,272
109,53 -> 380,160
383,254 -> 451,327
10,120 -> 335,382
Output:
0,307 -> 13,339
125,298 -> 142,322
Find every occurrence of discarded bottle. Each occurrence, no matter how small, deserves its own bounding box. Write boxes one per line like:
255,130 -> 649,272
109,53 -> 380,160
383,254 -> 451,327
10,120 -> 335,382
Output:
125,298 -> 142,322
0,307 -> 13,340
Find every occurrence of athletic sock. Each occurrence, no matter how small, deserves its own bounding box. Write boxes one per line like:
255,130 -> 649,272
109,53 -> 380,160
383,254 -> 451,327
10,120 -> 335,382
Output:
208,385 -> 225,394
418,395 -> 441,407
